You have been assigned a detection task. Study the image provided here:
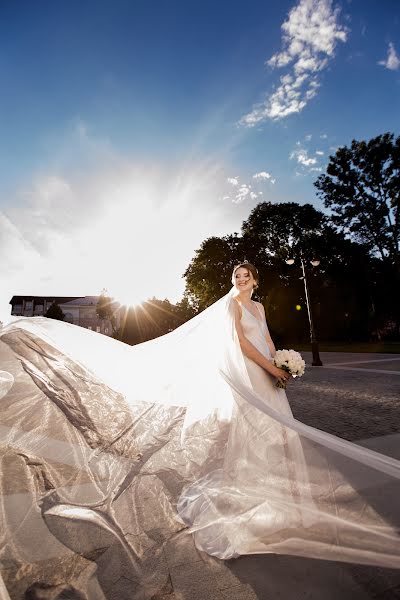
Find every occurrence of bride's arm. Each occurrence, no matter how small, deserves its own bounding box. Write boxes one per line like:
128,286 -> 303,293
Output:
232,301 -> 288,384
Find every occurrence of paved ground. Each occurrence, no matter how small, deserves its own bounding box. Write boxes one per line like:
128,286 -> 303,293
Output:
289,352 -> 400,442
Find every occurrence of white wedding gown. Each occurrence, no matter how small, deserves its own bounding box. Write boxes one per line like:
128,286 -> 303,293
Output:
177,299 -> 400,563
178,301 -> 318,558
1,288 -> 400,597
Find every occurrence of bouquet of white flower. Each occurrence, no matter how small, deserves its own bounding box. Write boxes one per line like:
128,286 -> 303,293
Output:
273,349 -> 306,389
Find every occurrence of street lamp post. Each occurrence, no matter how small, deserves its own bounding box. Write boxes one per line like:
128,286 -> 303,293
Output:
286,254 -> 323,367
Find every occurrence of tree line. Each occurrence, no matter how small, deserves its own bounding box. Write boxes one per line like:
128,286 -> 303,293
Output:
52,132 -> 400,345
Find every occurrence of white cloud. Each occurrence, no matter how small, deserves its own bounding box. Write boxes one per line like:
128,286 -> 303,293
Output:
227,171 -> 277,204
290,147 -> 317,166
320,133 -> 328,139
253,171 -> 273,180
6,175 -> 93,255
316,150 -> 324,155
223,171 -> 276,204
305,134 -> 312,141
232,184 -> 252,204
241,0 -> 348,125
378,42 -> 400,71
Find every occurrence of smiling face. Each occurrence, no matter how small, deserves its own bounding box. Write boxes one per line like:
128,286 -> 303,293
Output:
232,264 -> 259,293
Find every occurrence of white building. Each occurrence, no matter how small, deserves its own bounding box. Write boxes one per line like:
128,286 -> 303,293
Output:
9,295 -> 122,336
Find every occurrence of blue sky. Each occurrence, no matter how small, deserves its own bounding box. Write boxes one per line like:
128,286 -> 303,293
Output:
0,0 -> 399,321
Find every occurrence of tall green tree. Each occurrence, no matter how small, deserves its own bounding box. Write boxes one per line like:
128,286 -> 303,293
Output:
314,133 -> 400,267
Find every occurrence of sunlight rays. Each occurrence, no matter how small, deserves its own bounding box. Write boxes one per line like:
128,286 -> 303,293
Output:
0,154 -> 241,324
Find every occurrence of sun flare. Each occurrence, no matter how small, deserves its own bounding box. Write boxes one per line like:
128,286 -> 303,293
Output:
110,286 -> 144,308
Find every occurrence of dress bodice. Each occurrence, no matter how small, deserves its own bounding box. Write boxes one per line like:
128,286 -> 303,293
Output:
240,303 -> 271,359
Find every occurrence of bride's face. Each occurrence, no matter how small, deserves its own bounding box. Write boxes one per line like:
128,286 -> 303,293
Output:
233,267 -> 256,292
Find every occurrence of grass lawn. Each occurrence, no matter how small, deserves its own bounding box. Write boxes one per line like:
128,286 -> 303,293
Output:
287,341 -> 400,354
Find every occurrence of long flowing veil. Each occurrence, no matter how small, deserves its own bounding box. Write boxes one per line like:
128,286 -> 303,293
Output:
1,289 -> 400,595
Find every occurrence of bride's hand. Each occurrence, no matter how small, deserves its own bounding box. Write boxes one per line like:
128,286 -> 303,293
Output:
272,366 -> 290,386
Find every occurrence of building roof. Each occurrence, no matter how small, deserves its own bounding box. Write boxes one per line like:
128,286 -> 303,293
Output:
62,296 -> 99,306
9,295 -> 99,305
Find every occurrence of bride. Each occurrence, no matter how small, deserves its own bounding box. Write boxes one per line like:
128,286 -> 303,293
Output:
230,263 -> 290,387
1,261 -> 400,596
178,263 -> 400,562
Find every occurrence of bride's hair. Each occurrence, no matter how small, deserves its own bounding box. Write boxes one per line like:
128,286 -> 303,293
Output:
231,262 -> 259,289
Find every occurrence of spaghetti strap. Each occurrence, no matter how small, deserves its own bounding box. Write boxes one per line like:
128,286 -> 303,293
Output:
254,302 -> 264,321
255,301 -> 269,334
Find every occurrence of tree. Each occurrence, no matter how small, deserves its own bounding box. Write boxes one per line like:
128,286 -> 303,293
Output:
183,235 -> 242,310
174,296 -> 198,323
118,297 -> 197,345
96,289 -> 119,335
241,201 -> 328,259
240,201 -> 337,297
183,202 -> 358,309
45,302 -> 65,321
182,201 -> 385,343
314,133 -> 400,267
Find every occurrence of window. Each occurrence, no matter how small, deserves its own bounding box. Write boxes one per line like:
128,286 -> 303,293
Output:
88,326 -> 92,330
25,301 -> 33,310
105,327 -> 109,335
64,312 -> 74,323
14,304 -> 22,314
96,326 -> 101,333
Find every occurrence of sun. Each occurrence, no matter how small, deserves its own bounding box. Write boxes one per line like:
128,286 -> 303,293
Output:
110,286 -> 144,308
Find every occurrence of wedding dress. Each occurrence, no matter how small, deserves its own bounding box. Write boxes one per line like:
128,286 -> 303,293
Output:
178,298 -> 400,563
1,289 -> 400,597
177,300 -> 319,558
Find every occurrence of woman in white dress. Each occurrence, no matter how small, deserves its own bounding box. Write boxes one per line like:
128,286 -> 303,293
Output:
177,263 -> 400,564
231,263 -> 289,387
